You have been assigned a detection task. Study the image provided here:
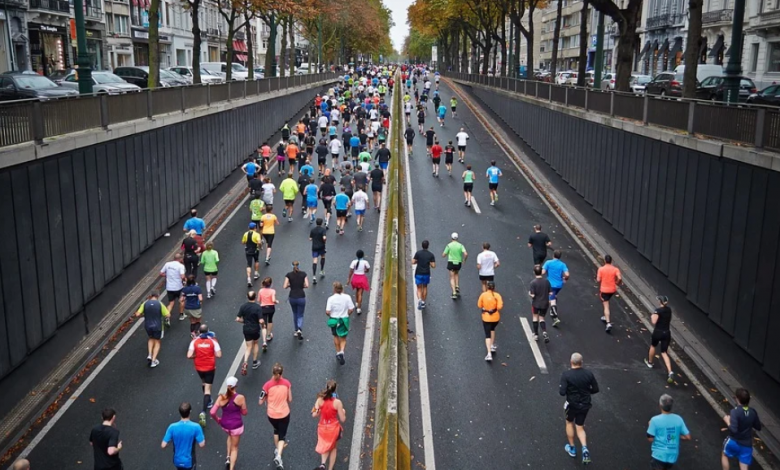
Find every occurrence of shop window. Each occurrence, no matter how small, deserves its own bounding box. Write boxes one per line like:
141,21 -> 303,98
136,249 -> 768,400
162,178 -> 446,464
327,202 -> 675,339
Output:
750,43 -> 759,72
769,43 -> 780,72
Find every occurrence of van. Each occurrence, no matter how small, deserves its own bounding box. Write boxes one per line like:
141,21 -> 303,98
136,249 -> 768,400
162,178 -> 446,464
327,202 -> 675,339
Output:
201,62 -> 249,80
673,64 -> 723,84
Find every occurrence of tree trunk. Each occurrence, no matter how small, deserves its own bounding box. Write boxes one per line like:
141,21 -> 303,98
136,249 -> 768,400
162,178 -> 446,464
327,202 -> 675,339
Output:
148,0 -> 160,88
225,28 -> 234,81
191,0 -> 202,84
482,34 -> 492,74
577,0 -> 589,86
288,15 -> 295,76
613,2 -> 640,91
499,19 -> 507,76
683,0 -> 703,97
551,0 -> 563,78
264,14 -> 276,77
461,31 -> 469,72
471,40 -> 478,73
245,12 -> 254,80
528,3 -> 536,75
280,16 -> 288,77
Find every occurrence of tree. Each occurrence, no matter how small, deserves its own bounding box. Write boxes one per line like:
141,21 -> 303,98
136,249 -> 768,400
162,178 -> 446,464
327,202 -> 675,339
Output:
181,0 -> 204,83
587,0 -> 642,91
217,0 -> 255,81
683,0 -> 703,98
576,0 -> 588,86
244,5 -> 255,79
550,0 -> 563,78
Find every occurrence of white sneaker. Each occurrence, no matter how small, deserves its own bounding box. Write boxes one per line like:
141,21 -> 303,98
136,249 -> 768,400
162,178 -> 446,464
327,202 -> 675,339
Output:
484,353 -> 492,362
150,359 -> 160,368
490,344 -> 497,352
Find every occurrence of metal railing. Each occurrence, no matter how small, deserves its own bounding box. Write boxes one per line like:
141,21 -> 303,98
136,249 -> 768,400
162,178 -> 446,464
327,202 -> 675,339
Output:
446,72 -> 780,153
0,72 -> 337,148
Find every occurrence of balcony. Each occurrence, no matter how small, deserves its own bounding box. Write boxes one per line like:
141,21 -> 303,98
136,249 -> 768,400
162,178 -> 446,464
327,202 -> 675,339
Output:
85,4 -> 103,20
234,30 -> 244,40
207,27 -> 219,37
752,8 -> 780,30
703,8 -> 733,24
645,12 -> 685,30
4,0 -> 27,7
29,0 -> 70,12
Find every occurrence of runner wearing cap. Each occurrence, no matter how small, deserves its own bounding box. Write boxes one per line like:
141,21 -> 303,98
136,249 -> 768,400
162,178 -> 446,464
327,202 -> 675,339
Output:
242,223 -> 262,287
644,295 -> 675,384
209,375 -> 245,470
443,233 -> 468,300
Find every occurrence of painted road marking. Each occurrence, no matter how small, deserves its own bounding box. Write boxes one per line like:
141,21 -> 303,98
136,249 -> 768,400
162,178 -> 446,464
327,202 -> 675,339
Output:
470,197 -> 482,214
520,317 -> 549,374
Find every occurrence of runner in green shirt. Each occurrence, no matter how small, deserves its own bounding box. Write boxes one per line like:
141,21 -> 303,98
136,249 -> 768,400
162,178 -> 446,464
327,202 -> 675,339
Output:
442,232 -> 468,299
279,172 -> 299,222
462,165 -> 475,207
450,97 -> 458,118
250,195 -> 265,225
200,242 -> 220,298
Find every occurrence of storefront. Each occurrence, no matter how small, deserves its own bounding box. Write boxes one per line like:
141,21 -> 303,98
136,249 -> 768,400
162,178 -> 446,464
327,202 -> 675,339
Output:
108,43 -> 133,69
28,23 -> 69,76
68,21 -> 105,70
131,30 -> 170,67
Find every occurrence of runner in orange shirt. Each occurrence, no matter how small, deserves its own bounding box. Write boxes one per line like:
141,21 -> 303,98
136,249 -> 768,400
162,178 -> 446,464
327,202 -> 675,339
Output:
286,141 -> 299,176
258,363 -> 292,469
596,254 -> 622,333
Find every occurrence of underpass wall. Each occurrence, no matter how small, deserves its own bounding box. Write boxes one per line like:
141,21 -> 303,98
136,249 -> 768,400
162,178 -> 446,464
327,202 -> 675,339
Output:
468,85 -> 780,382
0,87 -> 317,380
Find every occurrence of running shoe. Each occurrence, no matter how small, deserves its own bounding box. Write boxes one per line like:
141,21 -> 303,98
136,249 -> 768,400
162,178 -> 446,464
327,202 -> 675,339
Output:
282,208 -> 287,218
265,258 -> 270,266
225,456 -> 230,470
267,333 -> 273,342
484,353 -> 492,362
605,323 -> 613,333
147,356 -> 152,366
254,272 -> 260,280
288,217 -> 293,222
644,358 -> 654,369
313,277 -> 318,285
241,362 -> 248,376
417,300 -> 423,310
337,353 -> 345,365
247,281 -> 253,288
358,226 -> 363,232
421,301 -> 426,309
552,317 -> 561,327
316,465 -> 326,470
356,308 -> 362,315
490,344 -> 497,352
151,359 -> 160,368
451,292 -> 458,300
564,444 -> 576,458
199,412 -> 206,427
274,450 -> 284,469
320,271 -> 325,278
263,342 -> 268,352
667,372 -> 674,384
253,360 -> 260,370
455,286 -> 460,293
297,330 -> 303,340
600,316 -> 607,322
211,288 -> 216,296
582,447 -> 591,464
179,313 -> 186,321
543,332 -> 550,343
533,334 -> 539,342
207,293 -> 212,299
490,201 -> 495,206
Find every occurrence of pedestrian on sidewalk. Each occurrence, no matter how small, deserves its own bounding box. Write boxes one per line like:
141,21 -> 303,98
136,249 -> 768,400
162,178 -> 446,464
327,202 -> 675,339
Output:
477,281 -> 503,362
160,253 -> 186,322
560,353 -> 599,464
348,250 -> 371,315
312,380 -> 347,470
258,363 -> 293,470
647,394 -> 691,470
284,261 -> 309,340
722,388 -> 762,470
259,277 -> 279,350
134,291 -> 170,368
528,224 -> 553,267
89,408 -> 123,470
161,402 -> 206,470
236,291 -> 262,376
644,295 -> 675,384
326,282 -> 355,365
188,324 -> 222,427
412,240 -> 436,310
528,265 -> 552,343
443,232 -> 467,299
210,377 -> 246,470
201,242 -> 220,299
596,255 -> 622,333
180,275 -> 203,339
476,242 -> 500,292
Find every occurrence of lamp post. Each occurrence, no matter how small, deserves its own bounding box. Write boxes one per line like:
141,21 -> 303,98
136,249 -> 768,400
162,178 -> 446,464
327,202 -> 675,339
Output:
594,12 -> 605,88
723,0 -> 745,104
73,0 -> 93,93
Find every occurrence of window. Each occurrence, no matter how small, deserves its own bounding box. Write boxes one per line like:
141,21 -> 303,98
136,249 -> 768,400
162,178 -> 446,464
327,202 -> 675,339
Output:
750,43 -> 759,72
769,42 -> 780,72
106,13 -> 114,33
165,2 -> 171,26
114,15 -> 129,35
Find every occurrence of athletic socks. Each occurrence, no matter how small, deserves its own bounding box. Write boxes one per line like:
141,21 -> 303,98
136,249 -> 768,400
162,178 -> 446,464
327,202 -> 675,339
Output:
203,394 -> 211,413
532,321 -> 539,335
313,263 -> 318,276
320,258 -> 325,270
539,320 -> 547,332
205,279 -> 211,292
551,305 -> 559,318
211,278 -> 217,288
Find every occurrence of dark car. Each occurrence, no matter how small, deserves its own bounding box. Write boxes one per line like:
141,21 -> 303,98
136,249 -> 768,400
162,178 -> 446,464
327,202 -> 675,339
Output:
0,73 -> 79,101
747,84 -> 780,106
114,66 -> 188,88
645,72 -> 684,97
695,75 -> 757,102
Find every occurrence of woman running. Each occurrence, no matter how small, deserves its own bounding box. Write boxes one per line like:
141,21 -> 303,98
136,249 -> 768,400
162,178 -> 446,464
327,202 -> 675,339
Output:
347,249 -> 370,315
462,165 -> 475,207
259,363 -> 292,470
210,376 -> 247,470
284,261 -> 309,340
259,277 -> 278,351
236,291 -> 263,375
312,380 -> 347,470
477,281 -> 503,362
201,242 -> 219,299
261,177 -> 276,209
276,141 -> 286,176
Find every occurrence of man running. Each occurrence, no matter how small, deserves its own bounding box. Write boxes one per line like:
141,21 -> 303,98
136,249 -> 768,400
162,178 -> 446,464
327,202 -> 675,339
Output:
476,242 -> 499,292
161,253 -> 186,322
334,189 -> 351,235
451,96 -> 458,118
560,352 -> 599,465
135,291 -> 170,367
443,232 -> 467,300
430,139 -> 443,177
315,139 -> 329,176
242,158 -> 259,184
647,394 -> 692,470
462,165 -> 475,207
644,295 -> 675,384
486,160 -> 502,206
351,186 -> 369,232
722,388 -> 762,470
437,102 -> 447,127
542,250 -> 569,327
260,206 -> 279,265
369,165 -> 385,211
528,266 -> 552,343
326,282 -> 355,365
279,172 -> 299,222
417,106 -> 426,134
376,141 -> 391,174
444,141 -> 455,175
236,291 -> 263,375
412,240 -> 436,310
528,224 -> 553,266
404,124 -> 415,156
187,324 -> 222,427
425,127 -> 436,157
161,402 -> 206,469
455,128 -> 469,163
318,173 -> 337,229
242,223 -> 262,287
183,209 -> 206,236
304,179 -> 319,223
310,218 -> 327,283
596,254 -> 621,333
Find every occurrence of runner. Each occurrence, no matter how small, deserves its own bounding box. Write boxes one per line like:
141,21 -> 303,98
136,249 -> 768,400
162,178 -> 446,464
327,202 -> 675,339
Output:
260,206 -> 279,265
134,291 -> 170,367
326,282 -> 355,365
450,96 -> 458,118
89,409 -> 123,470
305,133 -> 316,161
181,230 -> 201,279
312,380 -> 347,470
437,102 -> 447,127
260,142 -> 272,168
281,123 -> 291,143
318,113 -> 329,138
444,140 -> 455,175
425,126 -> 436,157
161,402 -> 206,470
477,281 -> 503,362
647,394 -> 691,470
258,363 -> 293,470
412,240 -> 436,310
443,232 -> 468,299
476,242 -> 500,292
261,177 -> 276,210
161,253 -> 186,322
348,249 -> 370,315
722,388 -> 762,470
259,277 -> 278,351
369,165 -> 385,211
304,179 -> 319,223
334,189 -> 351,235
310,218 -> 327,282
249,193 -> 265,228
455,128 -> 469,163
462,165 -> 475,207
376,141 -> 392,175
236,291 -> 262,375
180,275 -> 204,339
417,106 -> 426,134
404,124 -> 415,156
285,141 -> 299,177
404,100 -> 413,125
209,376 -> 246,470
528,224 -> 553,266
542,250 -> 569,327
242,223 -> 262,287
183,209 -> 206,236
486,160 -> 503,206
560,352 -> 599,465
284,261 -> 309,339
278,172 -> 298,222
328,135 -> 342,173
276,141 -> 286,177
201,242 -> 219,299
188,324 -> 222,427
430,139 -> 442,177
318,172 -> 337,229
528,266 -> 552,343
349,133 -> 361,165
644,295 -> 675,384
596,255 -> 621,333
242,158 -> 259,184
351,186 -> 369,232
300,159 -> 315,179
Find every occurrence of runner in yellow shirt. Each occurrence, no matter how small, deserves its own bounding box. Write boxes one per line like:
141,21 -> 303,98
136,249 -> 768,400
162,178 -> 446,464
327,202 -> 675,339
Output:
260,206 -> 280,265
278,173 -> 299,223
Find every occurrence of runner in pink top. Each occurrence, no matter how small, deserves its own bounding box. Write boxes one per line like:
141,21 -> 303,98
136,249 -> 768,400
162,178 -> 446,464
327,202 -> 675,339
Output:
258,363 -> 292,469
210,377 -> 247,470
258,277 -> 278,350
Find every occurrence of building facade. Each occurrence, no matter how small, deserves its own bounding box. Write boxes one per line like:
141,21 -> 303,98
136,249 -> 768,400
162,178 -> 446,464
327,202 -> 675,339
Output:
742,0 -> 780,88
637,0 -> 687,75
539,0 -> 589,71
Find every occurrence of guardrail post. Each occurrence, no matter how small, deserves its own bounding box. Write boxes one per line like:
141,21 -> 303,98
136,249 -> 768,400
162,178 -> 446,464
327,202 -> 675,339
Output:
227,81 -> 232,102
549,85 -> 553,103
146,89 -> 153,119
180,85 -> 186,112
267,78 -> 271,93
565,87 -> 569,106
256,78 -> 260,95
755,107 -> 766,148
687,101 -> 696,134
243,79 -> 247,99
609,92 -> 615,116
206,84 -> 211,105
31,101 -> 45,143
584,89 -> 589,110
523,80 -> 527,94
514,79 -> 517,93
535,81 -> 539,98
643,94 -> 649,124
100,94 -> 109,129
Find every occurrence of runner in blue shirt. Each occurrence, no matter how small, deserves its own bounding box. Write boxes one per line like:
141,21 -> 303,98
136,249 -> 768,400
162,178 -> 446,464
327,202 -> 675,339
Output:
437,104 -> 447,127
647,394 -> 691,469
161,403 -> 205,469
349,135 -> 361,164
334,191 -> 351,235
242,159 -> 258,184
305,182 -> 319,223
486,160 -> 503,206
300,161 -> 314,178
542,250 -> 569,327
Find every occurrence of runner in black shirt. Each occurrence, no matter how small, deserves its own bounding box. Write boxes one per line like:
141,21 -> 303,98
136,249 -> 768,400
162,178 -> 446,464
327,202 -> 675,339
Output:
560,352 -> 599,464
309,218 -> 327,282
405,125 -> 416,156
369,167 -> 385,211
412,240 -> 436,309
444,141 -> 455,175
318,179 -> 336,228
528,224 -> 553,266
89,408 -> 123,470
297,172 -> 311,216
417,108 -> 426,134
644,295 -> 675,384
236,291 -> 263,373
528,265 -> 552,343
315,140 -> 329,176
425,127 -> 436,156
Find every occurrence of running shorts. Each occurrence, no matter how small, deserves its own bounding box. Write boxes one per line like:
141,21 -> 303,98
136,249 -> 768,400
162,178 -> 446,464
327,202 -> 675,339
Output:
261,305 -> 275,325
533,253 -> 547,266
246,252 -> 259,267
307,198 -> 318,208
479,275 -> 494,282
451,106 -> 457,112
334,209 -> 346,218
445,154 -> 453,164
355,209 -> 366,216
431,157 -> 441,165
167,290 -> 182,304
651,329 -> 671,353
146,328 -> 162,340
600,292 -> 615,302
723,438 -> 753,465
263,234 -> 275,247
243,330 -> 261,342
565,406 -> 589,426
204,270 -> 218,276
458,145 -> 466,152
415,274 -> 430,286
312,249 -> 326,258
447,262 -> 462,272
489,183 -> 499,191
197,369 -> 216,385
323,199 -> 333,213
482,321 -> 498,338
463,183 -> 474,193
406,139 -> 414,146
532,306 -> 548,317
372,185 -> 383,194
268,415 -> 291,441
380,162 -> 388,170
185,308 -> 202,319
650,458 -> 675,470
549,287 -> 563,300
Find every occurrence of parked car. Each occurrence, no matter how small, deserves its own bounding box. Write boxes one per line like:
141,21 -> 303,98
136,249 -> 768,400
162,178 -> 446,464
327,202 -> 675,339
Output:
747,84 -> 780,106
113,66 -> 188,87
167,66 -> 224,84
630,74 -> 652,94
0,73 -> 79,101
673,64 -> 723,84
201,62 -> 249,80
59,71 -> 141,94
48,68 -> 76,85
555,71 -> 572,85
599,72 -> 617,90
564,71 -> 579,86
645,72 -> 684,97
695,75 -> 757,102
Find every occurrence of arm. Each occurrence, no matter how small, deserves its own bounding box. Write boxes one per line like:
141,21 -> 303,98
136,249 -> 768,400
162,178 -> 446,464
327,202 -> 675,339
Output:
283,277 -> 290,289
348,268 -> 354,284
563,270 -> 570,282
336,399 -> 347,423
589,373 -> 600,395
650,313 -> 658,325
135,303 -> 145,318
430,261 -> 436,269
312,397 -> 323,417
728,409 -> 739,434
559,374 -> 568,397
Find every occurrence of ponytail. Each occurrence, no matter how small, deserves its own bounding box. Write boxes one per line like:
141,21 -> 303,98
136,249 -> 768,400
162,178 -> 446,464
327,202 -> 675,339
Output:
223,386 -> 236,401
318,379 -> 338,399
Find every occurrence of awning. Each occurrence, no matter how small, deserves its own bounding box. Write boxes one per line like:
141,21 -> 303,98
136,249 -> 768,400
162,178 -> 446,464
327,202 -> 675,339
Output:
709,35 -> 724,57
232,40 -> 248,62
669,37 -> 683,56
639,41 -> 651,59
658,38 -> 670,54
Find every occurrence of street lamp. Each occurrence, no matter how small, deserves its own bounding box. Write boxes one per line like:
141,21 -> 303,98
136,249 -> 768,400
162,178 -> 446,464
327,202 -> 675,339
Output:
723,0 -> 745,104
73,0 -> 93,93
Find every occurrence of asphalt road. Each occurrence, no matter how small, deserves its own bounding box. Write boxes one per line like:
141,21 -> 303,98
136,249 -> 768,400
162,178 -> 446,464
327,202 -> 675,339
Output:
405,80 -> 759,469
23,103 -> 383,470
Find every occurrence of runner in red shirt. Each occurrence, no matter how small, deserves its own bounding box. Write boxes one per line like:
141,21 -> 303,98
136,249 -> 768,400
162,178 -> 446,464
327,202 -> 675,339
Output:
430,141 -> 443,177
187,323 -> 223,427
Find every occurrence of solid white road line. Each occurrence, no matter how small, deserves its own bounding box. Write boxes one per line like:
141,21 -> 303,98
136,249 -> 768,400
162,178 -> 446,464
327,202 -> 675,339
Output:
470,197 -> 482,214
348,108 -> 393,470
520,317 -> 549,374
403,125 -> 437,470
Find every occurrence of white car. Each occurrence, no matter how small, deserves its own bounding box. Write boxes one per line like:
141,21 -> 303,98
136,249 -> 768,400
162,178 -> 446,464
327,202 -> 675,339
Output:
630,74 -> 652,94
201,62 -> 249,80
168,66 -> 224,84
555,71 -> 573,85
59,71 -> 142,94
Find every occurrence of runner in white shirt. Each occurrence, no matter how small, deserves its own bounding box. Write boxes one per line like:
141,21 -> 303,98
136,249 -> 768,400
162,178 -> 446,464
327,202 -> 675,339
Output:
161,253 -> 187,321
370,120 -> 381,149
330,108 -> 340,124
351,188 -> 369,231
328,138 -> 342,170
455,128 -> 470,163
404,102 -> 413,125
369,108 -> 379,121
476,242 -> 500,292
318,115 -> 329,136
326,282 -> 355,365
